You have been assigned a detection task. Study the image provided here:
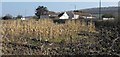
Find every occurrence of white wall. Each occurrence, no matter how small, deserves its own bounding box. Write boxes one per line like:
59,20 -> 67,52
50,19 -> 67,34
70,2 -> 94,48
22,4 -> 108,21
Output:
72,15 -> 79,19
59,12 -> 69,19
21,18 -> 25,20
103,18 -> 115,20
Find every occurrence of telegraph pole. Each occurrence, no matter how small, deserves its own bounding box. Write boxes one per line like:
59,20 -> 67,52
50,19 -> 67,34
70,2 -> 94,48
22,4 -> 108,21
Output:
99,0 -> 102,20
118,1 -> 120,19
74,5 -> 76,10
25,9 -> 27,18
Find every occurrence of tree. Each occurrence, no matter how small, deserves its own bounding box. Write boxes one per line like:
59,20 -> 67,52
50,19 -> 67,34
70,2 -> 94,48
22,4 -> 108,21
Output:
102,14 -> 115,18
16,15 -> 23,19
32,16 -> 38,19
35,6 -> 49,19
2,14 -> 13,20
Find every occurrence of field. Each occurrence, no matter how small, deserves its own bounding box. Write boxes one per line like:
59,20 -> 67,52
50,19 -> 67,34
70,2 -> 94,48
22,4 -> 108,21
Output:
0,19 -> 120,56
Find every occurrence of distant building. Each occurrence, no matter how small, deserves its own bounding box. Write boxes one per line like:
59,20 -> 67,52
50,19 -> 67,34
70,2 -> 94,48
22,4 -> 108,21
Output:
103,18 -> 115,20
58,12 -> 79,19
21,17 -> 26,20
73,15 -> 79,19
74,12 -> 96,19
39,11 -> 59,19
21,16 -> 30,20
40,15 -> 49,19
48,11 -> 59,19
81,16 -> 95,19
59,12 -> 69,19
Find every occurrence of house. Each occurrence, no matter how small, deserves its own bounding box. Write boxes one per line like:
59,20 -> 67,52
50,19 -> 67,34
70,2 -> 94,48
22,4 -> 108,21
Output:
82,15 -> 95,19
40,15 -> 49,19
103,18 -> 115,20
21,17 -> 26,20
48,11 -> 59,19
58,12 -> 69,19
58,12 -> 79,19
74,12 -> 96,20
21,16 -> 32,20
39,11 -> 59,19
74,12 -> 95,19
73,14 -> 79,19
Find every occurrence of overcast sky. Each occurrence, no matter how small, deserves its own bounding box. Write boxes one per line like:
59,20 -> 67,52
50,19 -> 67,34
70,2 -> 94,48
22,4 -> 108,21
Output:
1,1 -> 119,17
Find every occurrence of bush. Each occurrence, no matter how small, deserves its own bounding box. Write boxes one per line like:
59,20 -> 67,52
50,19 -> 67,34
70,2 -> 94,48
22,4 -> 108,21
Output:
2,14 -> 13,20
16,15 -> 23,19
102,14 -> 115,18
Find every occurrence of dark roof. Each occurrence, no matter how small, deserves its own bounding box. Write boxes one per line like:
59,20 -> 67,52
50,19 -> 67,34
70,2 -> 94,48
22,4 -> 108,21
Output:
58,12 -> 64,17
74,12 -> 91,16
67,12 -> 74,19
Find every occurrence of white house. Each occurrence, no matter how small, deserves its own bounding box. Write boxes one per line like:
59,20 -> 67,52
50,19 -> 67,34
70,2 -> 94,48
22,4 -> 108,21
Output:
58,12 -> 79,19
103,18 -> 115,20
21,17 -> 26,20
86,16 -> 95,19
59,12 -> 69,19
73,15 -> 79,19
81,14 -> 95,19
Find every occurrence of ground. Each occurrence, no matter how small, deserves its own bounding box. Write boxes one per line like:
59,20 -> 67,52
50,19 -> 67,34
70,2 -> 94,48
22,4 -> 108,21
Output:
0,19 -> 120,56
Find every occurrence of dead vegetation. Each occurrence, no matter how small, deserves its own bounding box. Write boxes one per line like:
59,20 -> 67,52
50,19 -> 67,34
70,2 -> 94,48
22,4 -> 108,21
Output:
1,19 -> 120,56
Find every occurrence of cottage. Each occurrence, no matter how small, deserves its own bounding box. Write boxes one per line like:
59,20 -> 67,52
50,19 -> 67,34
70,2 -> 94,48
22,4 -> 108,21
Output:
82,16 -> 95,19
21,17 -> 26,20
40,15 -> 49,19
103,18 -> 115,20
58,12 -> 79,19
74,12 -> 96,20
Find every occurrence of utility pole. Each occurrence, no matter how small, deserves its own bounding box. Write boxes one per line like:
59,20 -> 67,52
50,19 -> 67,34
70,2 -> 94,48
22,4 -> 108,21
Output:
18,10 -> 20,16
118,1 -> 120,19
25,9 -> 27,18
74,5 -> 76,10
99,0 -> 102,20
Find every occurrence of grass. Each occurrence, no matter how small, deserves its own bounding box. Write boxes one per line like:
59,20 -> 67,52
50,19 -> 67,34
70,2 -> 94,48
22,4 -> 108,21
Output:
1,19 -> 98,55
1,19 -> 96,43
1,19 -> 120,55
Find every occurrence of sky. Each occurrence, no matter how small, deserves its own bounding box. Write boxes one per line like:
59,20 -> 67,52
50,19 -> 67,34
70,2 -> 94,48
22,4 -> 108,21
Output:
0,2 -> 2,17
1,2 -> 119,17
1,0 -> 120,2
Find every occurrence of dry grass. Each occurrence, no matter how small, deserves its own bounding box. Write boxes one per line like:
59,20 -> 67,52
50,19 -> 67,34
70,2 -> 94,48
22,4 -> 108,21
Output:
1,19 -> 96,43
1,19 -> 120,55
0,19 -> 97,55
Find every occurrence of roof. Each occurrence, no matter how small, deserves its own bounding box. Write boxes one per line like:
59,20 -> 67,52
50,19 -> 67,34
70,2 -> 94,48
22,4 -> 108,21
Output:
66,12 -> 74,18
58,12 -> 74,19
48,11 -> 59,15
74,12 -> 91,16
